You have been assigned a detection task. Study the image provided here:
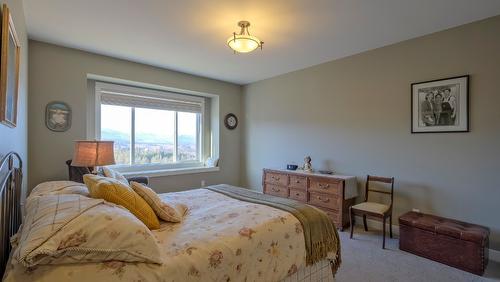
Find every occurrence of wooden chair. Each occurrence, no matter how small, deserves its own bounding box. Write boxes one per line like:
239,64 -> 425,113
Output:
349,175 -> 394,249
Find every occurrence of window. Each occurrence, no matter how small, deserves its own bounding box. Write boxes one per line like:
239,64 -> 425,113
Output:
96,82 -> 204,173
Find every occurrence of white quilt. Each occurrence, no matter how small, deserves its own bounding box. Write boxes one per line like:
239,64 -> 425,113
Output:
4,188 -> 324,282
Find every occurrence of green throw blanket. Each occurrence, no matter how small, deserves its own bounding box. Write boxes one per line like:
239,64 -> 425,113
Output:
206,184 -> 341,273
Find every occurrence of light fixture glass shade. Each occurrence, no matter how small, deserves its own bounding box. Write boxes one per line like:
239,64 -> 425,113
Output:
71,140 -> 115,167
227,35 -> 261,53
227,21 -> 263,53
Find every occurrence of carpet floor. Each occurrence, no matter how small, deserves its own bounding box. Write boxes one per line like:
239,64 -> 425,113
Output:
335,226 -> 500,282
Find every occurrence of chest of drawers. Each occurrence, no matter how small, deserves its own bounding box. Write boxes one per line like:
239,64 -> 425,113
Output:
262,168 -> 357,230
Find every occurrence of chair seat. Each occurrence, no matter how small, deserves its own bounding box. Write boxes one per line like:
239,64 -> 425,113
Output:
352,202 -> 389,215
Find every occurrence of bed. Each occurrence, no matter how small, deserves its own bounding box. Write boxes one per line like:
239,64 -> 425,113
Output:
0,157 -> 340,281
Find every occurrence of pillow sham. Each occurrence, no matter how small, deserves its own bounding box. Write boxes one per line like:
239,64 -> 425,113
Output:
102,167 -> 129,185
130,181 -> 188,223
14,194 -> 162,267
29,181 -> 89,198
83,174 -> 160,230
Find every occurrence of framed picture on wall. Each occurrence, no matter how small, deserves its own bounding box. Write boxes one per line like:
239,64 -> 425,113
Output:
45,101 -> 72,132
411,75 -> 469,133
0,4 -> 21,128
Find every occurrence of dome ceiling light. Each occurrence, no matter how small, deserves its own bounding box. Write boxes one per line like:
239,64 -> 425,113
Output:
227,21 -> 263,54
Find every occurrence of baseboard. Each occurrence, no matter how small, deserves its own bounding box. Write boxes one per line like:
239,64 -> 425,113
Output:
352,216 -> 500,263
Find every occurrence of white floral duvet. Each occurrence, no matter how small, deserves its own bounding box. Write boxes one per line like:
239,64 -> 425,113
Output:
4,188 -> 333,282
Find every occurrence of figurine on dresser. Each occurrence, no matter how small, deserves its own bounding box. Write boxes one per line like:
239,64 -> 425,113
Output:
302,156 -> 313,172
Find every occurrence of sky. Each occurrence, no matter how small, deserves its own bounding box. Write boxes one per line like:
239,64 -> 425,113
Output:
101,105 -> 197,139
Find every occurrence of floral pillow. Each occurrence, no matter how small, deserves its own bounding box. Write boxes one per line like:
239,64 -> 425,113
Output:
102,167 -> 129,185
14,194 -> 162,267
29,181 -> 90,198
130,181 -> 188,223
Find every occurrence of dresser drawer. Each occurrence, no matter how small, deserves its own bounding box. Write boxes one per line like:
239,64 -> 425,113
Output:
308,192 -> 340,209
309,178 -> 342,195
289,188 -> 307,202
289,175 -> 307,190
265,172 -> 288,186
265,184 -> 288,198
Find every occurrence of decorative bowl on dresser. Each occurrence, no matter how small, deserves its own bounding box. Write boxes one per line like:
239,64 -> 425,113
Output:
262,168 -> 358,230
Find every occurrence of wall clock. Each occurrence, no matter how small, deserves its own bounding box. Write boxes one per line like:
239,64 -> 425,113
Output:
224,113 -> 238,130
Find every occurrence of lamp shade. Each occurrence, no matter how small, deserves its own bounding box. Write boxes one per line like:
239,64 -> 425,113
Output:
71,140 -> 115,167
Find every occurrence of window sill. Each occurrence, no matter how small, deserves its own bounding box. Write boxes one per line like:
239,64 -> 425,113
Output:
121,166 -> 220,178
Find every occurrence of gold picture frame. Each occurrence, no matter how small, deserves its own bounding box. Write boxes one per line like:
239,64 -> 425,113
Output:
0,4 -> 20,128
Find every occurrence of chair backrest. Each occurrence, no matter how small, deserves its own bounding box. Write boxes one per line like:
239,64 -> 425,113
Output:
364,175 -> 394,208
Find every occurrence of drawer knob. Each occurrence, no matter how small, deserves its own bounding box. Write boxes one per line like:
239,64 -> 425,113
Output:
295,180 -> 300,183
318,183 -> 330,189
271,176 -> 280,180
295,193 -> 300,196
317,196 -> 330,203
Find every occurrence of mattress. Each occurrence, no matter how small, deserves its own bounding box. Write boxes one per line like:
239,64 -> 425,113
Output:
4,188 -> 337,282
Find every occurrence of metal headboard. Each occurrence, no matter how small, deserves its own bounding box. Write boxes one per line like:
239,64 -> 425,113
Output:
0,152 -> 22,277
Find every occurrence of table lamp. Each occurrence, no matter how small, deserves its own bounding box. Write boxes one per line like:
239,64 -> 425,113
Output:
71,140 -> 115,174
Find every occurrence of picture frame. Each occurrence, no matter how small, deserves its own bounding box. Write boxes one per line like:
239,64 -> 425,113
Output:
411,75 -> 469,133
45,101 -> 72,132
0,4 -> 20,128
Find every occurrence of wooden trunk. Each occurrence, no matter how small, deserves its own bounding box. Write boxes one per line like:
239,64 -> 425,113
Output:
399,211 -> 489,276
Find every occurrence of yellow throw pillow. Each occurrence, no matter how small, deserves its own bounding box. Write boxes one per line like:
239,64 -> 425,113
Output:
102,167 -> 129,185
83,174 -> 160,230
130,181 -> 188,223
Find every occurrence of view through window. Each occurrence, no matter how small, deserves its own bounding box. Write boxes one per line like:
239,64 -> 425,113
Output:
98,85 -> 202,169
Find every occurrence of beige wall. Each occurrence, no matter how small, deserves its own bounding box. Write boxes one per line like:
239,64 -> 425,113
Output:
242,16 -> 500,249
0,0 -> 28,199
28,41 -> 242,193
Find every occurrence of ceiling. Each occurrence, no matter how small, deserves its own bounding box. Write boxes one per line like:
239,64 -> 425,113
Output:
23,0 -> 500,85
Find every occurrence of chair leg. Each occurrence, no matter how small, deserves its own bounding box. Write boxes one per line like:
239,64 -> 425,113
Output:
363,215 -> 368,231
349,208 -> 354,239
389,215 -> 393,238
382,217 -> 386,249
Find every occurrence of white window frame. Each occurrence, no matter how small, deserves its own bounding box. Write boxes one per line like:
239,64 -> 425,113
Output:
95,82 -> 205,174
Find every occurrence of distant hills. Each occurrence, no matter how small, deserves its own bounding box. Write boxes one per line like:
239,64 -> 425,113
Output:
101,128 -> 195,145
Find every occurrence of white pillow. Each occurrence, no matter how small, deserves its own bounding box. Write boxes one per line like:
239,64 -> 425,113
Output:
14,194 -> 162,267
29,181 -> 89,198
102,167 -> 129,185
130,181 -> 188,223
